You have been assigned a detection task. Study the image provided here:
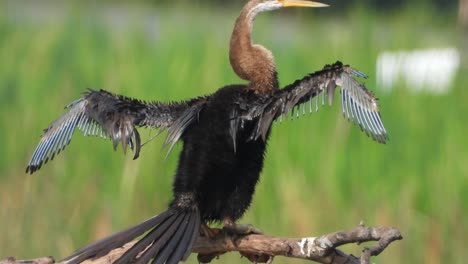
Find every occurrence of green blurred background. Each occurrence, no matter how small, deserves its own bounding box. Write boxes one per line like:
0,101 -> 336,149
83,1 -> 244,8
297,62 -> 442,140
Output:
0,0 -> 466,263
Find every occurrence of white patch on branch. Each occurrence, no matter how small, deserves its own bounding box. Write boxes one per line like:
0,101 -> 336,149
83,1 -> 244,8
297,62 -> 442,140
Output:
298,236 -> 334,258
298,237 -> 316,257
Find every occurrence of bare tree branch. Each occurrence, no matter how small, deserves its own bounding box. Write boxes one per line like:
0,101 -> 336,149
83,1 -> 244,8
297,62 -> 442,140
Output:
0,257 -> 55,264
1,225 -> 402,264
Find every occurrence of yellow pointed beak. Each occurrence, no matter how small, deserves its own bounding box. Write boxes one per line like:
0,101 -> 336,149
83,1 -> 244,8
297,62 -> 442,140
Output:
280,0 -> 329,8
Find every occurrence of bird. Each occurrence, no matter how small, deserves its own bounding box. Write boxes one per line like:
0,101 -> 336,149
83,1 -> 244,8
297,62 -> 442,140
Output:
25,0 -> 388,263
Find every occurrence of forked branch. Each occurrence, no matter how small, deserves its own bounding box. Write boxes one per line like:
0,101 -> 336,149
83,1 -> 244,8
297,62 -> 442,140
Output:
1,224 -> 402,264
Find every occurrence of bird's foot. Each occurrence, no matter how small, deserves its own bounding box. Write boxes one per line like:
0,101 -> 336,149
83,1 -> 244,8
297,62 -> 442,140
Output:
222,219 -> 263,235
198,253 -> 222,264
223,223 -> 263,235
240,251 -> 274,264
198,224 -> 224,263
200,223 -> 221,239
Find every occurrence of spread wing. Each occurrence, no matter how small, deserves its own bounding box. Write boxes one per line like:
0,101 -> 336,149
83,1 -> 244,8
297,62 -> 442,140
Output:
241,61 -> 388,143
26,89 -> 206,174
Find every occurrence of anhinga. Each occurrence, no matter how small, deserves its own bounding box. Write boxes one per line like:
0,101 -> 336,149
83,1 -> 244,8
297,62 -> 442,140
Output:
26,0 -> 388,263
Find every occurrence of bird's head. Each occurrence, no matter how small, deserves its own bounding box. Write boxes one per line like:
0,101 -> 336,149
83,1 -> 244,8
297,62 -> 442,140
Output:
249,0 -> 328,13
231,0 -> 329,91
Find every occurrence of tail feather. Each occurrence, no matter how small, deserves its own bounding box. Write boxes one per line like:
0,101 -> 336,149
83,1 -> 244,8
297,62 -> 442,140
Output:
114,212 -> 181,263
135,213 -> 186,264
151,214 -> 188,264
63,210 -> 173,263
173,211 -> 200,263
63,209 -> 200,264
154,212 -> 199,264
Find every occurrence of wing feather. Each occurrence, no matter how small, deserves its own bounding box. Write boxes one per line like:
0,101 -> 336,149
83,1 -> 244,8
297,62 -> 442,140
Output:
241,61 -> 388,144
26,89 -> 207,174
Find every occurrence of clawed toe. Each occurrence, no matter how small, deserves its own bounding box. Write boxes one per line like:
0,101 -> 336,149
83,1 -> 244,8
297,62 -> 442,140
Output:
223,219 -> 263,235
241,251 -> 274,263
200,223 -> 221,238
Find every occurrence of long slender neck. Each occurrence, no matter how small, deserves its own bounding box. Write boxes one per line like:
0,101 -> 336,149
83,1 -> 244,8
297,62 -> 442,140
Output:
229,1 -> 279,93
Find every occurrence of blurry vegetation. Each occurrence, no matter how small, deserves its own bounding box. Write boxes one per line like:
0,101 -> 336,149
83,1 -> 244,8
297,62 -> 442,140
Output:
0,1 -> 466,264
103,0 -> 457,13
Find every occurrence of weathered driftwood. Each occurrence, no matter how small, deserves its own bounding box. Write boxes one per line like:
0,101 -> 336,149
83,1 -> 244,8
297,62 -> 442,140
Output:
1,224 -> 402,264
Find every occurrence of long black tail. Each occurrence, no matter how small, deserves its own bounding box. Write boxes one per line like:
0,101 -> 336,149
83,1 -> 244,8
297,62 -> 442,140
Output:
63,209 -> 200,264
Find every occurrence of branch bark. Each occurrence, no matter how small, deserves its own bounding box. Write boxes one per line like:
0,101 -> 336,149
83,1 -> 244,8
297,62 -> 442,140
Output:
1,224 -> 402,264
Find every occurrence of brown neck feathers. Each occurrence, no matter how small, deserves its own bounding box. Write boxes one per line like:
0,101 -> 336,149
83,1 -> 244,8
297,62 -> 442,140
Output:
229,0 -> 279,93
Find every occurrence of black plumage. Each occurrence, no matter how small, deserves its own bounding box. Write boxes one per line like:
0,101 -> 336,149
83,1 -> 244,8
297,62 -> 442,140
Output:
26,0 -> 388,263
173,85 -> 270,223
27,63 -> 387,264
